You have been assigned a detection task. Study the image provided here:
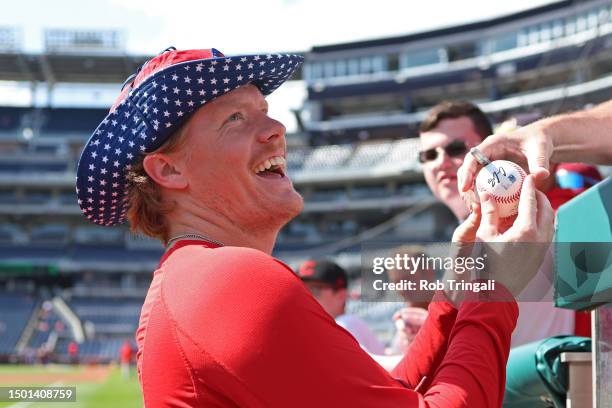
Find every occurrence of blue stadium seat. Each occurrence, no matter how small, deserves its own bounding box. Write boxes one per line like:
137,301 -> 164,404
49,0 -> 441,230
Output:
0,292 -> 36,355
30,224 -> 69,245
0,190 -> 18,204
0,107 -> 27,132
40,108 -> 106,133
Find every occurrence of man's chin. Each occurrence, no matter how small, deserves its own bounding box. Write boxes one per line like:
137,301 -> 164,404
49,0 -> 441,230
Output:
437,187 -> 470,214
437,186 -> 461,204
267,190 -> 304,226
285,192 -> 305,219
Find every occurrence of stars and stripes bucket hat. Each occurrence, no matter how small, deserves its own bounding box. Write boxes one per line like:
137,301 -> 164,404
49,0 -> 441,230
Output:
76,47 -> 303,226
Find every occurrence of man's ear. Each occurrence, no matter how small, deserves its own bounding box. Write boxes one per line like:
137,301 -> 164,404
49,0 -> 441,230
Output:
142,153 -> 188,190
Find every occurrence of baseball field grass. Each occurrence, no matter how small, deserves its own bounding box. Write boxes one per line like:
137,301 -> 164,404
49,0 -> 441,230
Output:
0,364 -> 142,407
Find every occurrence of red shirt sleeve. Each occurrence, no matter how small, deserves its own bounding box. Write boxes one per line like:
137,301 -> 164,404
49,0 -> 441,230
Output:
424,288 -> 518,407
391,291 -> 458,389
137,245 -> 518,408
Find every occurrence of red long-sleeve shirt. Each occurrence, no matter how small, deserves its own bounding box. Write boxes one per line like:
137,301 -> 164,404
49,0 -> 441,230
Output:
136,241 -> 517,407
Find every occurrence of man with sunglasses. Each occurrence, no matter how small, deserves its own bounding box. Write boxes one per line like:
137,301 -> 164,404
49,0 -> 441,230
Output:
418,101 -> 491,222
417,101 -> 597,345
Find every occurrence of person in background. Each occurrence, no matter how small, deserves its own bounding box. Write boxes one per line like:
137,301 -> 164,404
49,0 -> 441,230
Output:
417,100 -> 585,346
297,259 -> 386,355
386,245 -> 434,355
555,162 -> 603,191
120,339 -> 134,379
418,101 -> 492,221
67,340 -> 79,365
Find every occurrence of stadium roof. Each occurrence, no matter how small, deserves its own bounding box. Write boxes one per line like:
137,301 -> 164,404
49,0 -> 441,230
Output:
311,0 -> 575,53
0,51 -> 150,84
0,49 -> 304,85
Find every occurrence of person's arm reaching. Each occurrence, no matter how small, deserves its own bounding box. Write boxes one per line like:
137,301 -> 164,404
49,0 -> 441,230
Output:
369,289 -> 515,407
457,99 -> 612,196
546,99 -> 612,164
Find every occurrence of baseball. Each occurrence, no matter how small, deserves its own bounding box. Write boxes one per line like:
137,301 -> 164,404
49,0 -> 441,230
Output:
475,160 -> 526,218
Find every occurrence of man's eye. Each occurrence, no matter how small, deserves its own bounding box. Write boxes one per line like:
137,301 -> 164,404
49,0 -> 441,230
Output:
228,112 -> 244,122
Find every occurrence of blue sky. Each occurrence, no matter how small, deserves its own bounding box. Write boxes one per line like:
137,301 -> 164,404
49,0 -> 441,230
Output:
1,0 -> 558,55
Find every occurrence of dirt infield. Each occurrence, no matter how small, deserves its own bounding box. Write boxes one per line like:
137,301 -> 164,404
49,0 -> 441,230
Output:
0,365 -> 112,385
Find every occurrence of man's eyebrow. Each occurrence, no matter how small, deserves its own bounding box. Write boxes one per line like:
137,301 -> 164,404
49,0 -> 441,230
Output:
217,92 -> 268,113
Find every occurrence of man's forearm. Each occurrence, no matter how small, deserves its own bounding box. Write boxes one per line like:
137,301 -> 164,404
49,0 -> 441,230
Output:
423,287 -> 518,407
391,292 -> 457,389
545,100 -> 612,164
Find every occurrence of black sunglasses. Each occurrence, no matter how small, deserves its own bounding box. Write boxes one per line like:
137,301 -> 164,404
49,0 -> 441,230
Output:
418,140 -> 468,163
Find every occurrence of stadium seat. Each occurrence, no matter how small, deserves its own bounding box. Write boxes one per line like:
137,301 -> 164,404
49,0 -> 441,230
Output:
345,142 -> 392,169
0,292 -> 36,355
302,144 -> 352,172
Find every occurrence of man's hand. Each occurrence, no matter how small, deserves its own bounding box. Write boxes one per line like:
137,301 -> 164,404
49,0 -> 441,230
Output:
476,175 -> 554,243
457,122 -> 554,201
391,307 -> 428,354
475,175 -> 555,295
452,203 -> 480,244
446,175 -> 554,303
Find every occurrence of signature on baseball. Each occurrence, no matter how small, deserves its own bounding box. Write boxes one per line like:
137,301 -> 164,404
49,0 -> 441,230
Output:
487,166 -> 517,190
476,160 -> 526,218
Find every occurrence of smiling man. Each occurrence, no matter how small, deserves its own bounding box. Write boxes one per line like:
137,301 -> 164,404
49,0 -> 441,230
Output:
76,48 -> 554,407
418,101 -> 493,221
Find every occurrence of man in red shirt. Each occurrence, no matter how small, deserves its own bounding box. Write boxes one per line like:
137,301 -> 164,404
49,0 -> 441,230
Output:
120,339 -> 134,379
76,48 -> 554,407
67,341 -> 79,365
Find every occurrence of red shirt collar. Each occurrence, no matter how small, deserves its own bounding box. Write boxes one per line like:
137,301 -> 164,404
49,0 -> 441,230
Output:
159,239 -> 222,267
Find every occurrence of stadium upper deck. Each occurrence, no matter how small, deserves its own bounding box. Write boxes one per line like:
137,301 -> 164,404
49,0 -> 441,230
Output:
302,0 -> 612,143
0,29 -> 436,269
3,0 -> 611,269
0,28 -> 147,84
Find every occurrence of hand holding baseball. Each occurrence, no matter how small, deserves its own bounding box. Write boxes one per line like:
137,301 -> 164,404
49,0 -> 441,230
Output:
476,175 -> 552,241
476,175 -> 555,295
457,122 -> 554,202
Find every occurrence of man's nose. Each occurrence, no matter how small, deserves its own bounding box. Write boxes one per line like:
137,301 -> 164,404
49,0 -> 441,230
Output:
256,115 -> 286,144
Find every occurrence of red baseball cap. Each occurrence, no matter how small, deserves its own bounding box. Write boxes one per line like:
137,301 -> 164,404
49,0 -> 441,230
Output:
298,259 -> 348,289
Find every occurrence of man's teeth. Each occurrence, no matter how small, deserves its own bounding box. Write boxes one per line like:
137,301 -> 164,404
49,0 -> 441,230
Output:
255,156 -> 286,174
